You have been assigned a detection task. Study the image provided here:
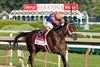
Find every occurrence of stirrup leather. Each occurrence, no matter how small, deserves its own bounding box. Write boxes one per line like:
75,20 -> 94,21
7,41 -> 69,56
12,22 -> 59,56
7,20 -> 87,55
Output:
45,29 -> 51,35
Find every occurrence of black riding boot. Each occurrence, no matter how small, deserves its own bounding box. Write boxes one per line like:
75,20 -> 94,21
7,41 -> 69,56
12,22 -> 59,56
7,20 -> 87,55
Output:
38,31 -> 45,38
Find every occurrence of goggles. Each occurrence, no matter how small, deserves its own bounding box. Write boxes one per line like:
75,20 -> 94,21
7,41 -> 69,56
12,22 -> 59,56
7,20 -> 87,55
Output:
55,17 -> 61,21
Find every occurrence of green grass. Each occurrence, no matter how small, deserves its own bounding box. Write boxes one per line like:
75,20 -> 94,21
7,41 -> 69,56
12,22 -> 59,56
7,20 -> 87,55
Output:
1,24 -> 35,31
0,19 -> 44,30
77,28 -> 100,32
69,53 -> 100,67
0,19 -> 100,38
0,19 -> 100,32
0,50 -> 100,67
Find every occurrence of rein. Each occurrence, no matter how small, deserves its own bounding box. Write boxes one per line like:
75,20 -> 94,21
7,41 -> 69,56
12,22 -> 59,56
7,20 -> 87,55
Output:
53,22 -> 76,36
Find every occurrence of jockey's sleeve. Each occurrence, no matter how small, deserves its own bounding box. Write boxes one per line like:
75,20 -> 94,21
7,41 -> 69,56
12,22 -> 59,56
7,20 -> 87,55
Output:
50,14 -> 56,21
46,17 -> 53,23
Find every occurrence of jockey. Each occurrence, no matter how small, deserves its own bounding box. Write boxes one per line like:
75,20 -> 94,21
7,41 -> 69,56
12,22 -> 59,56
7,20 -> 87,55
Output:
39,12 -> 64,37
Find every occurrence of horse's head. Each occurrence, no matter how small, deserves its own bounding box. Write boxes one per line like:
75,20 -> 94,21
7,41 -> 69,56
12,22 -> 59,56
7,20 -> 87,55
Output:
63,20 -> 77,40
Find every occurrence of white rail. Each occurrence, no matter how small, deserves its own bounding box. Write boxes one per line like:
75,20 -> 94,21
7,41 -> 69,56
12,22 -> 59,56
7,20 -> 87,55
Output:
68,44 -> 100,49
0,30 -> 100,36
77,32 -> 100,38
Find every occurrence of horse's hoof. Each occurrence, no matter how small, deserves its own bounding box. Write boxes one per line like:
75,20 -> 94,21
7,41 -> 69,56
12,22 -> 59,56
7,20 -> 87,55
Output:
26,64 -> 30,67
22,65 -> 25,67
67,64 -> 70,67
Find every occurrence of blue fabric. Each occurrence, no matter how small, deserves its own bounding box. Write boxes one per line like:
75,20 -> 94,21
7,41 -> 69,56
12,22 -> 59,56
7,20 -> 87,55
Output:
45,16 -> 53,23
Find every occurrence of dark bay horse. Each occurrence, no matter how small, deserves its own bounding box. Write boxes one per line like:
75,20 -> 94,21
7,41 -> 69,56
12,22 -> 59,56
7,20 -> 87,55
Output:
13,20 -> 77,67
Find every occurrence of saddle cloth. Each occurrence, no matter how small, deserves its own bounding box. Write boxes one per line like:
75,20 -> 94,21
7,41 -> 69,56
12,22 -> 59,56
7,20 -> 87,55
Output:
35,31 -> 47,46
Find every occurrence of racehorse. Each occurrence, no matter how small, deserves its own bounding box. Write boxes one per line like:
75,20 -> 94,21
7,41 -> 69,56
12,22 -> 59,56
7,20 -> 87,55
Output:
13,19 -> 77,67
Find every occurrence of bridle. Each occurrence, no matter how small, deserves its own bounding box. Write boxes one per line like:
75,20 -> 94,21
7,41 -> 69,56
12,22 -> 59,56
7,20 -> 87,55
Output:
55,22 -> 76,37
67,23 -> 76,36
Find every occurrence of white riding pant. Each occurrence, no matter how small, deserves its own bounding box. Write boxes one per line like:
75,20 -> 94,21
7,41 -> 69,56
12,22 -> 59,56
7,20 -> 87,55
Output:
43,19 -> 53,29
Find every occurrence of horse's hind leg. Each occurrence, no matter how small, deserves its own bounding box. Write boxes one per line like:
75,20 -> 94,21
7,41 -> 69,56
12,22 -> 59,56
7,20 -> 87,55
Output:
60,53 -> 69,67
18,49 -> 25,67
26,51 -> 36,67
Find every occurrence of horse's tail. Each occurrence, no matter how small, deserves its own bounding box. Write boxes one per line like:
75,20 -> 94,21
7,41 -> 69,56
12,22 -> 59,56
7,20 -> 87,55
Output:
13,32 -> 29,49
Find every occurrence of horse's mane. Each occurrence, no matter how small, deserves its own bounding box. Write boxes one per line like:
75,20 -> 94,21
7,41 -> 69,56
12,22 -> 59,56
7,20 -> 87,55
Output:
53,18 -> 68,31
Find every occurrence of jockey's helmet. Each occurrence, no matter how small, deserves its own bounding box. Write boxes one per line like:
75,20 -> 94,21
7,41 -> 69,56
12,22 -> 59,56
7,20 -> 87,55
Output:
55,12 -> 62,21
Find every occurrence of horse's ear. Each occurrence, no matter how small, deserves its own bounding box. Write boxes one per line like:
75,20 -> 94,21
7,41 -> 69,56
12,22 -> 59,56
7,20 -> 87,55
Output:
69,20 -> 73,23
63,18 -> 68,23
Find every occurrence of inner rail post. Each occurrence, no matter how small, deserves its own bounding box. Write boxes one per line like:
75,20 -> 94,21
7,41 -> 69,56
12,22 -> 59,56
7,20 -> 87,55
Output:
84,48 -> 91,67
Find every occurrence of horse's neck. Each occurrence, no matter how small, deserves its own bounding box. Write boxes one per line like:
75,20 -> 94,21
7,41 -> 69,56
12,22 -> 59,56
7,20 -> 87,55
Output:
53,29 -> 65,37
53,23 -> 68,36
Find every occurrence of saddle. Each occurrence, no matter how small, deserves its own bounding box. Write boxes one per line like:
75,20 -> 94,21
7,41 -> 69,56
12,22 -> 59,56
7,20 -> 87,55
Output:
34,29 -> 47,45
35,29 -> 51,52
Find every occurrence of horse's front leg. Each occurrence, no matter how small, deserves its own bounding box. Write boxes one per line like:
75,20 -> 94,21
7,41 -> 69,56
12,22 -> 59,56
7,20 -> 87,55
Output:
60,53 -> 69,67
27,51 -> 36,67
26,55 -> 31,67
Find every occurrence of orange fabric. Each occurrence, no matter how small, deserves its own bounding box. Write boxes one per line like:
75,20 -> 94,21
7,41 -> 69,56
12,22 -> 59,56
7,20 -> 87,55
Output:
55,12 -> 62,19
53,20 -> 59,24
